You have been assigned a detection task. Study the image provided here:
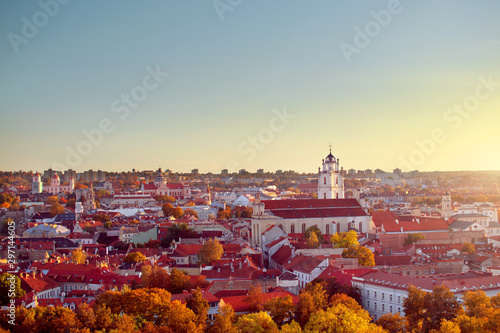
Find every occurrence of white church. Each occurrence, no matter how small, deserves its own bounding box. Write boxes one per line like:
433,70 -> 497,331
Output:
250,148 -> 374,248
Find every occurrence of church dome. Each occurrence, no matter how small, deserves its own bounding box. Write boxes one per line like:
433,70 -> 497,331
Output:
325,151 -> 336,163
52,174 -> 60,180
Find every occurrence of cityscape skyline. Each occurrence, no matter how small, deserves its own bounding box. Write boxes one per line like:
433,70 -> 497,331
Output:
1,1 -> 500,173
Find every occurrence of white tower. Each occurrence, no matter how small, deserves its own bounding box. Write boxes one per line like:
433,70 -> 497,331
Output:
318,146 -> 344,199
442,192 -> 452,220
32,172 -> 43,194
154,168 -> 167,187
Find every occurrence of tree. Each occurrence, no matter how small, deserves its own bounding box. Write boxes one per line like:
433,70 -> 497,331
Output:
47,195 -> 59,204
265,295 -> 295,326
160,223 -> 198,247
375,313 -> 409,333
209,303 -> 238,333
403,285 -> 461,333
199,238 -> 224,265
50,202 -> 65,217
304,303 -> 383,333
235,311 -> 279,333
331,230 -> 359,248
306,232 -> 320,249
342,246 -> 375,266
168,268 -> 191,294
303,226 -> 323,245
141,265 -> 170,289
217,206 -> 231,220
295,283 -> 327,327
403,233 -> 425,246
71,248 -> 87,264
162,203 -> 175,217
184,208 -> 199,219
186,287 -> 209,328
244,284 -> 266,312
317,276 -> 361,305
462,242 -> 477,254
157,300 -> 203,333
0,273 -> 25,306
123,252 -> 147,263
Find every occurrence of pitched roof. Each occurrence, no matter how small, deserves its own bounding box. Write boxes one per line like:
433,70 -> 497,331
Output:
262,199 -> 367,219
283,254 -> 327,274
372,211 -> 451,232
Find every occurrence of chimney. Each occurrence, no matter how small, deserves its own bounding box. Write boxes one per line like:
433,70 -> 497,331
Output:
395,219 -> 399,224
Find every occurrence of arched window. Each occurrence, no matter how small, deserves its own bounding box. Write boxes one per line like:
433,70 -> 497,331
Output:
324,177 -> 326,184
336,176 -> 338,184
336,193 -> 339,199
291,224 -> 295,233
302,223 -> 306,233
359,222 -> 363,233
324,193 -> 326,199
326,224 -> 329,235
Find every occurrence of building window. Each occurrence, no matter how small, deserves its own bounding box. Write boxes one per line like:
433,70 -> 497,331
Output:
291,224 -> 295,233
326,225 -> 329,235
431,269 -> 435,274
366,290 -> 369,297
324,193 -> 326,199
374,302 -> 377,310
382,293 -> 385,300
367,301 -> 370,308
302,224 -> 306,233
390,306 -> 393,313
398,307 -> 401,313
324,177 -> 326,184
390,294 -> 393,302
397,296 -> 401,304
374,292 -> 377,299
382,304 -> 385,311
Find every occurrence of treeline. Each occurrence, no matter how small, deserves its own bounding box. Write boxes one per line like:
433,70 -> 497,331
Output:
2,279 -> 500,332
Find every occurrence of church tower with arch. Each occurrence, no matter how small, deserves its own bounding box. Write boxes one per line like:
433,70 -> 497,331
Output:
317,146 -> 344,199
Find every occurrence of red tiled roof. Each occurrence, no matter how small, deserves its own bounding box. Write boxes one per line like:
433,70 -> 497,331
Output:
20,273 -> 60,293
221,291 -> 299,313
372,211 -> 451,232
283,254 -> 327,274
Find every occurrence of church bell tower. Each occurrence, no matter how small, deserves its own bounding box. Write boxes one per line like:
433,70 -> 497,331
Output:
317,145 -> 344,199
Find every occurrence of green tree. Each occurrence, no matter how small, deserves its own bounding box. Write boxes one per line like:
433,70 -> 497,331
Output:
160,223 -> 198,247
123,252 -> 147,263
303,226 -> 323,245
0,273 -> 25,306
342,246 -> 375,266
186,287 -> 209,328
403,233 -> 425,246
331,230 -> 359,248
199,238 -> 224,265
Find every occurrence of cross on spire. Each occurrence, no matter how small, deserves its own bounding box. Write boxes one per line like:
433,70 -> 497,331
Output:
329,143 -> 332,153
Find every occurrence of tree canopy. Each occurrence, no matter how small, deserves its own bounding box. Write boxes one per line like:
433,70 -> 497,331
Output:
331,230 -> 359,248
199,238 -> 224,265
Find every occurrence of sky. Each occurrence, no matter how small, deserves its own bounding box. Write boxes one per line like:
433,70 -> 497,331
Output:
1,1 -> 500,174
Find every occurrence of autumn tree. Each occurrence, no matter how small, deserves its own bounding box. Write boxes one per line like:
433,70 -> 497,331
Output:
244,284 -> 266,312
403,233 -> 425,246
186,287 -> 209,328
462,242 -> 477,254
209,303 -> 238,333
295,283 -> 327,327
306,231 -> 320,249
50,202 -> 65,217
71,248 -> 87,264
342,246 -> 375,266
304,303 -> 384,333
331,230 -> 359,248
199,238 -> 224,265
265,295 -> 295,326
235,311 -> 279,333
184,208 -> 199,218
403,285 -> 461,333
162,203 -> 175,217
375,312 -> 409,333
124,252 -> 147,263
141,265 -> 170,289
217,206 -> 232,220
168,268 -> 191,294
303,225 -> 323,245
47,195 -> 59,204
0,273 -> 25,306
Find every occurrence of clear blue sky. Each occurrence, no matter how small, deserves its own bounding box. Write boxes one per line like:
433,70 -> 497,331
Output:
1,1 -> 499,173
